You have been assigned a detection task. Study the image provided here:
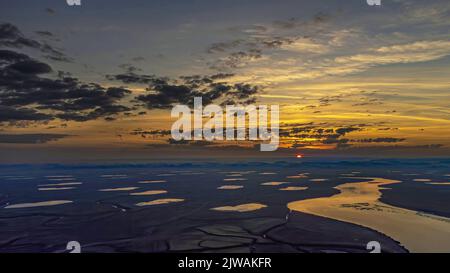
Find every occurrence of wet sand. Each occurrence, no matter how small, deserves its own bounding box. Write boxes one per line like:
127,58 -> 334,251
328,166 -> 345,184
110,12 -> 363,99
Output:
99,187 -> 139,192
138,180 -> 166,184
218,185 -> 244,190
280,186 -> 308,191
1,159 -> 448,253
261,182 -> 289,186
130,190 -> 167,196
211,203 -> 267,212
39,182 -> 82,186
5,200 -> 73,209
288,177 -> 450,253
38,187 -> 76,191
136,198 -> 184,206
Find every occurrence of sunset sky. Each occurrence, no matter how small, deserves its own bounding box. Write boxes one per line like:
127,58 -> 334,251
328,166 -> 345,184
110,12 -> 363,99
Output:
1,0 -> 449,162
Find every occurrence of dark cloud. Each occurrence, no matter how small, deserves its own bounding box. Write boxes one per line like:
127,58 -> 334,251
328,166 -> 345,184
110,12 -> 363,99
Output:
0,22 -> 71,62
322,138 -> 350,145
378,127 -> 399,131
273,12 -> 332,29
167,138 -> 189,145
206,37 -> 290,70
108,71 -> 259,109
0,49 -> 30,65
279,123 -> 392,149
131,56 -> 146,62
321,137 -> 406,147
0,106 -> 52,122
7,59 -> 52,74
0,23 -> 259,125
335,127 -> 361,135
0,23 -> 40,48
337,144 -> 445,152
118,63 -> 142,73
131,129 -> 171,138
281,124 -> 363,139
0,48 -> 132,123
0,133 -> 70,144
136,81 -> 259,109
207,39 -> 245,53
106,71 -> 167,85
167,139 -> 214,146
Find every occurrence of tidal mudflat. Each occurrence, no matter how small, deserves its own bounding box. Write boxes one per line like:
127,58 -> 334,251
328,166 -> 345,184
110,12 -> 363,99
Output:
0,159 -> 449,253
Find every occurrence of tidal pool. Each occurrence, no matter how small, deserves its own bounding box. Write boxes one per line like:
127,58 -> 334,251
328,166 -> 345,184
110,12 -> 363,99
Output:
288,177 -> 450,253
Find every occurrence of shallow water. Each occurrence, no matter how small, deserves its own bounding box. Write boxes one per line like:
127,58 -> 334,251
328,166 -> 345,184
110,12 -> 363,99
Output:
5,200 -> 73,209
99,187 -> 139,192
288,177 -> 450,253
